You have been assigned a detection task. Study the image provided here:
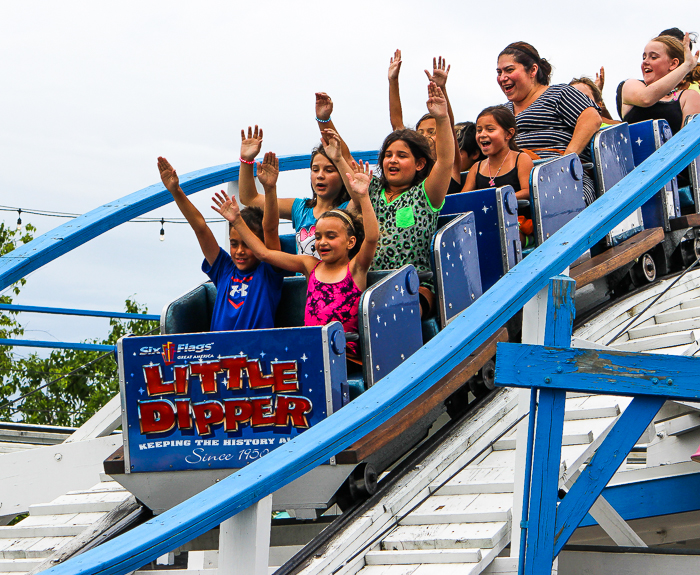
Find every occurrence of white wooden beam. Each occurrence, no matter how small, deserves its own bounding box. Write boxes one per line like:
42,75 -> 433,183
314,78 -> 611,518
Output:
217,494 -> 272,575
588,496 -> 647,547
0,434 -> 122,518
65,394 -> 122,443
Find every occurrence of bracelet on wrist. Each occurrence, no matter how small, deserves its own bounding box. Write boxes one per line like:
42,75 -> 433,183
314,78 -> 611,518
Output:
316,116 -> 332,123
239,157 -> 255,165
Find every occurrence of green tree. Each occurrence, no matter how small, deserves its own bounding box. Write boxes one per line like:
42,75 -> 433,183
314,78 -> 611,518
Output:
3,301 -> 158,426
0,222 -> 159,426
0,222 -> 35,410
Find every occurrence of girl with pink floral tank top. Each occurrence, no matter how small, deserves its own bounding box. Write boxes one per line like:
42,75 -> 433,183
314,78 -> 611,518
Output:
212,145 -> 379,359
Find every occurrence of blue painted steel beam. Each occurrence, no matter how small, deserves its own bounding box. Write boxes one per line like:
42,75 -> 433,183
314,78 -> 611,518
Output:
0,150 -> 379,292
0,338 -> 114,352
44,118 -> 700,575
495,343 -> 700,402
553,396 -> 664,555
523,276 -> 574,575
578,471 -> 700,527
0,304 -> 159,321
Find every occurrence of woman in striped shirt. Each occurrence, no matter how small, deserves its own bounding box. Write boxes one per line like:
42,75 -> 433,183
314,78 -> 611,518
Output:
496,41 -> 602,205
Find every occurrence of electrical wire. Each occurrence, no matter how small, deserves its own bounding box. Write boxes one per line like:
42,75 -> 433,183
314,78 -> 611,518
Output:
0,205 -> 226,224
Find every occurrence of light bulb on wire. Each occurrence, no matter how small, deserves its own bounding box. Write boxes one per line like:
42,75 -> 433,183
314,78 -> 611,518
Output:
16,209 -> 22,231
159,218 -> 165,241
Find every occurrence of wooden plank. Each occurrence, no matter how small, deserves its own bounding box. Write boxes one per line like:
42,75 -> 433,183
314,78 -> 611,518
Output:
669,213 -> 700,231
569,227 -> 664,288
27,496 -> 142,574
553,396 -> 664,556
496,343 -> 700,401
40,122 -> 700,575
365,548 -> 482,565
336,328 -> 508,464
588,496 -> 646,547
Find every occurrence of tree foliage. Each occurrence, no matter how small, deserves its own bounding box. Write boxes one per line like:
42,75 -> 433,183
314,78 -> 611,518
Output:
0,223 -> 159,427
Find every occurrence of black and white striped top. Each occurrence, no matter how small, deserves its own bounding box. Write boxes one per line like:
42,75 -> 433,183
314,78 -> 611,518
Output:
506,84 -> 599,205
505,84 -> 597,159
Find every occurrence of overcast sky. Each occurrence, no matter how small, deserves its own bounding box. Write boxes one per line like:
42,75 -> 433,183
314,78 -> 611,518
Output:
0,1 -> 697,354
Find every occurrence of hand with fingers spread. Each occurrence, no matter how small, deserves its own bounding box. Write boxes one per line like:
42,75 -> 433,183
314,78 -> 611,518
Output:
595,66 -> 605,91
211,190 -> 240,224
320,128 -> 343,163
426,82 -> 448,119
388,49 -> 402,81
346,161 -> 373,198
240,125 -> 263,162
157,156 -> 180,194
257,152 -> 279,189
425,56 -> 450,90
315,92 -> 333,122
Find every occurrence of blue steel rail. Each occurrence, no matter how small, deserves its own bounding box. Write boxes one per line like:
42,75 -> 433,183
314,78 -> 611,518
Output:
3,119 -> 695,575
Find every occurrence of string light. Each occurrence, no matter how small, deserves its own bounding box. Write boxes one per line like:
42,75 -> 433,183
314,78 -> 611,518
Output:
159,218 -> 165,241
16,209 -> 22,231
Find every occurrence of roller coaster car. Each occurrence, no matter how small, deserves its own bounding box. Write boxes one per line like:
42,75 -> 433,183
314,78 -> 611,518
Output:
105,215 -> 502,515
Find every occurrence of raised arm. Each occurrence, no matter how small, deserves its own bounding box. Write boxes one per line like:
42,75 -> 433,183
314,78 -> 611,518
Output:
315,92 -> 355,166
212,191 -> 315,276
258,152 -> 281,251
564,107 -> 602,156
157,156 -> 219,266
320,128 -> 359,210
622,34 -> 699,110
388,49 -> 405,131
238,125 -> 294,220
238,126 -> 265,209
423,82 -> 455,208
425,56 -> 460,181
348,162 -> 379,277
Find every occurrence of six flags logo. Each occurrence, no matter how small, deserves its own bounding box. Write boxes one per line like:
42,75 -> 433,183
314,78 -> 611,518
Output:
161,342 -> 175,365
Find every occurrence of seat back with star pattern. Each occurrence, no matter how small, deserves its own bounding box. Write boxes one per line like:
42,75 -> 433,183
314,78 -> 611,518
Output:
628,119 -> 681,230
440,186 -> 521,292
529,153 -> 588,246
431,212 -> 482,329
591,122 -> 644,247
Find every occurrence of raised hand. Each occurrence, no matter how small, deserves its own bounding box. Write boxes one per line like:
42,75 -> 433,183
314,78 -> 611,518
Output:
157,156 -> 180,193
211,190 -> 240,223
424,56 -> 450,90
315,92 -> 333,122
426,82 -> 448,119
320,128 -> 343,162
346,161 -> 373,197
684,33 -> 700,69
388,49 -> 402,81
595,66 -> 605,91
257,152 -> 279,189
240,125 -> 263,162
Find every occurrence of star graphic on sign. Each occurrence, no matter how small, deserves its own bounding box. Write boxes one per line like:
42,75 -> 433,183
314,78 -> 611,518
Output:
616,155 -> 620,162
376,314 -> 381,323
138,387 -> 145,395
459,253 -> 463,260
300,353 -> 308,362
400,286 -> 405,296
468,227 -> 472,236
624,137 -> 628,144
446,252 -> 450,260
482,205 -> 489,213
238,351 -> 245,357
260,351 -> 265,358
558,187 -> 562,194
636,137 -> 642,146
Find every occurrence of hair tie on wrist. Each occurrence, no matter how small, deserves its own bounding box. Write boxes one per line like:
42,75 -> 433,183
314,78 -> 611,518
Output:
239,157 -> 255,165
316,116 -> 332,123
